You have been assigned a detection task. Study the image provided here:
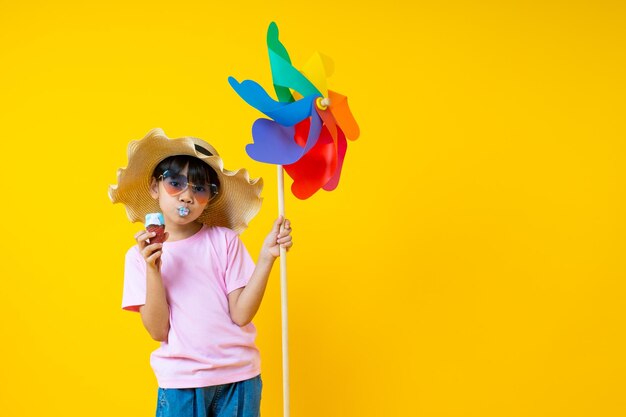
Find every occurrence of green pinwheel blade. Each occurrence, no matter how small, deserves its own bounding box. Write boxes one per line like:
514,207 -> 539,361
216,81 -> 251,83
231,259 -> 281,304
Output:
267,22 -> 321,101
267,22 -> 294,103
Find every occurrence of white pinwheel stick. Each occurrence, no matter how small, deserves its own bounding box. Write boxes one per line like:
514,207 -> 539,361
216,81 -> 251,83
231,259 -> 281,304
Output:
277,165 -> 290,417
277,96 -> 330,417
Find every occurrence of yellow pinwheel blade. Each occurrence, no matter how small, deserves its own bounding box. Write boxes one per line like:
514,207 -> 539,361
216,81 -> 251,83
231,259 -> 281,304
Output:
300,52 -> 334,98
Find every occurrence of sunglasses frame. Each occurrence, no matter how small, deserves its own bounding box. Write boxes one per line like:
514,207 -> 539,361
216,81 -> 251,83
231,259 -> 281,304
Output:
158,170 -> 219,203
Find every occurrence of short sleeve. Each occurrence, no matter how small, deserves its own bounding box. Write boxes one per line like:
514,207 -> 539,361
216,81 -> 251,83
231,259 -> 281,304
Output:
224,233 -> 256,294
121,246 -> 147,312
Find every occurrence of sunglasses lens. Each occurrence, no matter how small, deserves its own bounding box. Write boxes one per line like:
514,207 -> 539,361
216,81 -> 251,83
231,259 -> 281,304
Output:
191,185 -> 211,204
162,174 -> 188,195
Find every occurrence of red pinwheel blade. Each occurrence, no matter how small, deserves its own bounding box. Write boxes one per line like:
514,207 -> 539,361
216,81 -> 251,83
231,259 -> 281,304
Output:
284,121 -> 338,199
322,127 -> 347,191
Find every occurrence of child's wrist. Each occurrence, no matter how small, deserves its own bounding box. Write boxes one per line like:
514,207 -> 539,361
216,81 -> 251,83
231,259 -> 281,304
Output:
146,264 -> 161,275
258,252 -> 277,265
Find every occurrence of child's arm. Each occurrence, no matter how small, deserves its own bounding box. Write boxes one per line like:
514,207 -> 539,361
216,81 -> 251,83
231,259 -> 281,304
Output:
135,229 -> 171,342
228,217 -> 293,327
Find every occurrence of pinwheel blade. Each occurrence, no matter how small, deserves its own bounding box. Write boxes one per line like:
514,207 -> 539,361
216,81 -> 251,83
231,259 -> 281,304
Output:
328,90 -> 360,140
284,124 -> 338,200
322,127 -> 347,191
247,105 -> 323,165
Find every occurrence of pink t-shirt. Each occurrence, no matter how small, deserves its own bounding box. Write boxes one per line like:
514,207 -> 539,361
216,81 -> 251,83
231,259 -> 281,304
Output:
122,225 -> 260,388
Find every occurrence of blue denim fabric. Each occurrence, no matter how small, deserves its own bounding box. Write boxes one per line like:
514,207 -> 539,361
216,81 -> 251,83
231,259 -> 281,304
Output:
156,375 -> 262,417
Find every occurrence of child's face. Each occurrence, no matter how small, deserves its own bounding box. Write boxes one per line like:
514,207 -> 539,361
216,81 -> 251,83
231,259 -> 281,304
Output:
149,164 -> 211,227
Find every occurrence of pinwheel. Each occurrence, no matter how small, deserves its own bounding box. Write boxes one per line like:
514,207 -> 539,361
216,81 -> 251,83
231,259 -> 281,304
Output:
228,22 -> 359,417
228,22 -> 359,199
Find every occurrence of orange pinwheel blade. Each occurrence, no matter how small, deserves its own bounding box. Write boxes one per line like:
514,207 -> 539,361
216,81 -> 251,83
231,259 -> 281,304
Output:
328,90 -> 360,141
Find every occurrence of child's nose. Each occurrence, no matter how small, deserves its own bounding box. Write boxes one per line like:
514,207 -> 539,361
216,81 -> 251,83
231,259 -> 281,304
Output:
178,189 -> 193,203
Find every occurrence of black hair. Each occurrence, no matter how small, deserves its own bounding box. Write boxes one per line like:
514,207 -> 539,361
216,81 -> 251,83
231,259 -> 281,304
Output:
152,154 -> 220,197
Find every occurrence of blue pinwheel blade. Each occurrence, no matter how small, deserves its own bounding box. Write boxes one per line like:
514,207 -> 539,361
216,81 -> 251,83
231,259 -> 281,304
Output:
228,77 -> 318,126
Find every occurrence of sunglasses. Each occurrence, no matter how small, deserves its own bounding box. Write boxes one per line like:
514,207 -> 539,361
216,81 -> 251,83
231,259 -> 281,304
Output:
158,170 -> 218,204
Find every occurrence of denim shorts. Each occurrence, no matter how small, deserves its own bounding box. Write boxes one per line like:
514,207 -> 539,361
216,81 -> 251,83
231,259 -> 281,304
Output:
156,375 -> 262,417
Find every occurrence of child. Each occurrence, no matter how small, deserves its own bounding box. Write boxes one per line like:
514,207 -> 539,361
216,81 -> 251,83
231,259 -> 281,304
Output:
109,128 -> 293,417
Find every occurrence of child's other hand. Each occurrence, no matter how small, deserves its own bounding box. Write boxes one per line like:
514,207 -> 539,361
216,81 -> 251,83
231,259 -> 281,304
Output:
261,216 -> 293,260
135,229 -> 169,270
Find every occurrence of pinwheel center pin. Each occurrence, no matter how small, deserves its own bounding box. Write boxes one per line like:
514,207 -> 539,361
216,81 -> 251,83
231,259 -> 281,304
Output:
315,97 -> 331,110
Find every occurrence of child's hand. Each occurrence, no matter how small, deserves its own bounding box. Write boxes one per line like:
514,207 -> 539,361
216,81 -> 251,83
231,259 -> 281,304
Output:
134,229 -> 169,270
261,216 -> 293,260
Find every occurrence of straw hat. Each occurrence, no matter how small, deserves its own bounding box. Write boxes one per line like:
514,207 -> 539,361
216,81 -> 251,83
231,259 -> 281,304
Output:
109,128 -> 263,234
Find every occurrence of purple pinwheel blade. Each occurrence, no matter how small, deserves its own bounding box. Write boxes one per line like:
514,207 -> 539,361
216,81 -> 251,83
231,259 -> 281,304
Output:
301,106 -> 322,156
248,119 -> 300,164
247,107 -> 323,165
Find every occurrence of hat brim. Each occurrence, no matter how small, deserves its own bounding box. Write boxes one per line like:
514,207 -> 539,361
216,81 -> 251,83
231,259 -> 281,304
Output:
109,128 -> 263,234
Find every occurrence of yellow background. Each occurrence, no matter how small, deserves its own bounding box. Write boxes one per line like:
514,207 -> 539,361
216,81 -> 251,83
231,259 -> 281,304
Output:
1,1 -> 624,416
